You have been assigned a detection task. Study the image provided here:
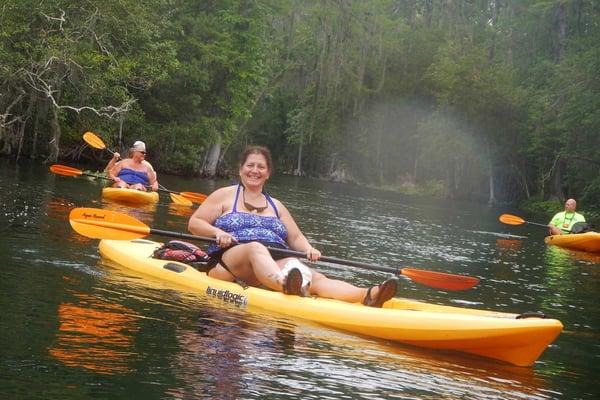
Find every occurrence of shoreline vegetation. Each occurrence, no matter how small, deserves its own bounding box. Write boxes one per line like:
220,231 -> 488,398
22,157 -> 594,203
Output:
1,1 -> 598,213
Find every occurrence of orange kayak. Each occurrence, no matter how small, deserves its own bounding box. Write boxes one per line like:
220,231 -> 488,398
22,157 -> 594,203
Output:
102,187 -> 159,205
544,232 -> 600,253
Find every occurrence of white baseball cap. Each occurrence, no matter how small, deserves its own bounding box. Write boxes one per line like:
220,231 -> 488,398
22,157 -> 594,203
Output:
132,141 -> 146,152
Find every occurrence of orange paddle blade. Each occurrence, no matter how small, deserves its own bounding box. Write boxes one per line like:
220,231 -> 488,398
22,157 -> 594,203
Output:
400,268 -> 479,291
83,131 -> 107,150
69,208 -> 150,240
169,193 -> 193,206
499,214 -> 526,225
50,164 -> 84,177
180,192 -> 207,204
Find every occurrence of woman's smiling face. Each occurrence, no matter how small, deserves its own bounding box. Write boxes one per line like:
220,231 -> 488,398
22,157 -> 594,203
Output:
239,153 -> 270,188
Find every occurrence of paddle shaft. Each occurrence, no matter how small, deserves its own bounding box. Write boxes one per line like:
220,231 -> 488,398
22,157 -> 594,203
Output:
148,228 -> 401,275
68,207 -> 479,290
499,213 -> 550,228
526,221 -> 551,228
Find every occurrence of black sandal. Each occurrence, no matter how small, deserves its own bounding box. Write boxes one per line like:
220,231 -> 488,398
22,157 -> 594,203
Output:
362,278 -> 398,308
283,267 -> 304,296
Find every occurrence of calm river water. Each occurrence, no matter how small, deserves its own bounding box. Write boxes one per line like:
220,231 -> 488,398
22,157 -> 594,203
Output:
0,158 -> 598,399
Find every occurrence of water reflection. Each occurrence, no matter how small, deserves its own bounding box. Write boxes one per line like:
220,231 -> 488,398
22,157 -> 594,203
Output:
162,304 -> 555,400
496,238 -> 523,254
167,203 -> 195,219
101,198 -> 157,223
43,198 -> 76,222
542,246 -> 578,308
545,245 -> 600,265
48,289 -> 139,375
167,311 -> 250,399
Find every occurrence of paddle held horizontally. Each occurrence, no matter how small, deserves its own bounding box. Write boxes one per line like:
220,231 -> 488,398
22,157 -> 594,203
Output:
50,164 -> 206,205
69,207 -> 480,291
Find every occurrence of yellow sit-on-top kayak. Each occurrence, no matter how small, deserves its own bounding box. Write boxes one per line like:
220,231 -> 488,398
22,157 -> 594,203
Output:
102,187 -> 159,205
98,239 -> 563,367
544,231 -> 600,253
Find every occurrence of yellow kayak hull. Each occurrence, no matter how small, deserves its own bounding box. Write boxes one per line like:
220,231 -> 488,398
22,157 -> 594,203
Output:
102,187 -> 159,205
545,231 -> 600,253
98,239 -> 563,367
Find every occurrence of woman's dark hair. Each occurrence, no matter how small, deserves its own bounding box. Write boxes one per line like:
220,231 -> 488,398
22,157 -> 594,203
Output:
239,146 -> 273,173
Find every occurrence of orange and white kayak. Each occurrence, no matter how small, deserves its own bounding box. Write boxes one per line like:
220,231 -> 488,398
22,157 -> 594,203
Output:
544,232 -> 600,253
98,239 -> 563,367
102,187 -> 159,205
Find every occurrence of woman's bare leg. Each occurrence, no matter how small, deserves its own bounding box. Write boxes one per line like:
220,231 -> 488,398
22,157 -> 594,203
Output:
307,270 -> 367,302
207,245 -> 390,303
113,181 -> 129,189
209,242 -> 285,291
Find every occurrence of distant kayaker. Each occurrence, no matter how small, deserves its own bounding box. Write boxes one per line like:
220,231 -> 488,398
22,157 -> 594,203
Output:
107,141 -> 159,192
188,145 -> 398,307
548,198 -> 586,235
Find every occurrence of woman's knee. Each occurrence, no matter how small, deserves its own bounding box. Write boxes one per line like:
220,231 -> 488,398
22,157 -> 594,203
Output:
244,241 -> 271,255
208,265 -> 235,281
311,270 -> 327,282
221,242 -> 271,267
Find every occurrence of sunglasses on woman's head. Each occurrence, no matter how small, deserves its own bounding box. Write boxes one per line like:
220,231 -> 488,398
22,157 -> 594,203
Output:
138,151 -> 146,155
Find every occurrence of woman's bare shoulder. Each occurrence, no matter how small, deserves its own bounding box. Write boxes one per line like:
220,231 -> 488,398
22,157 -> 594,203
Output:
208,184 -> 237,200
269,196 -> 290,213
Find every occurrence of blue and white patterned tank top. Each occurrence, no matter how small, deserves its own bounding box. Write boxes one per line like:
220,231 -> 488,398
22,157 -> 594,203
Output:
207,184 -> 288,255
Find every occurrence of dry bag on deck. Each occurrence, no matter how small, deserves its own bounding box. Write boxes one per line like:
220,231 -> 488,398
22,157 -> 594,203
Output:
152,240 -> 211,271
571,222 -> 592,234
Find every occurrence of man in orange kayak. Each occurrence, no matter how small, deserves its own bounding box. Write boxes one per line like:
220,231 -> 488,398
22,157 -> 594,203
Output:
107,141 -> 159,191
548,198 -> 586,235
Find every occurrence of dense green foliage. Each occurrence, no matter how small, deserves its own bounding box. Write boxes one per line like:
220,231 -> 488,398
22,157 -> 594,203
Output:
1,0 -> 598,208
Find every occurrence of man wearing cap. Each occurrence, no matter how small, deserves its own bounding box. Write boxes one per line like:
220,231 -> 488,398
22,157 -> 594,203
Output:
107,140 -> 159,191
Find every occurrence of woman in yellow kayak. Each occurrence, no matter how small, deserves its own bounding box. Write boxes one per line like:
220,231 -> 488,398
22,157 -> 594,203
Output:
107,141 -> 159,192
548,198 -> 586,235
187,145 -> 398,306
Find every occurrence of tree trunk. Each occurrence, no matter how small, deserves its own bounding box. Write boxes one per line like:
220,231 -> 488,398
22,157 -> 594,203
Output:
200,138 -> 222,178
45,106 -> 61,163
486,140 -> 497,205
424,0 -> 433,28
118,116 -> 124,149
31,97 -> 48,159
554,3 -> 567,63
16,90 -> 36,161
0,126 -> 14,155
548,158 -> 565,201
16,120 -> 27,161
294,140 -> 303,176
376,118 -> 384,185
487,159 -> 497,205
518,164 -> 531,199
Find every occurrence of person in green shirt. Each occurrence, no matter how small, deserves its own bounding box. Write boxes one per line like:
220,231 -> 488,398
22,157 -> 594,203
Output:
548,198 -> 586,235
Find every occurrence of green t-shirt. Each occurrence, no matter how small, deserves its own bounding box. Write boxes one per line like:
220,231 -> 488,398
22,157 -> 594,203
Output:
549,211 -> 586,233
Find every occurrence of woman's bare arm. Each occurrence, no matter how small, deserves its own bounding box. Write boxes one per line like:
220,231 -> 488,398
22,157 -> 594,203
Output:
276,200 -> 321,261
